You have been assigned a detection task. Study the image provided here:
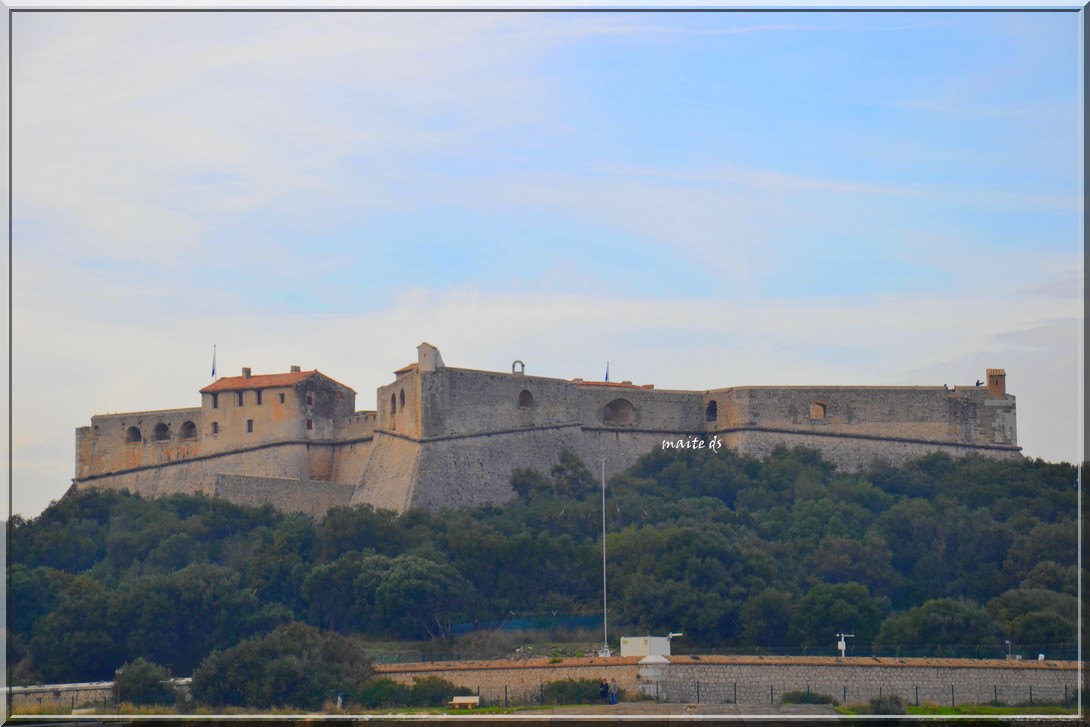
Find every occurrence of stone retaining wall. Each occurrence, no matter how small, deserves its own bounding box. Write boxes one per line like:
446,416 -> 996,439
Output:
375,655 -> 1081,708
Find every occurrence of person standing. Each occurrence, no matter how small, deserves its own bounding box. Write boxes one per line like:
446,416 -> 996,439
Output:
599,678 -> 609,704
609,677 -> 619,704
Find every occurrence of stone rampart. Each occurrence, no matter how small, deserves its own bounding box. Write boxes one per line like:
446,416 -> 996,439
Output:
214,474 -> 354,516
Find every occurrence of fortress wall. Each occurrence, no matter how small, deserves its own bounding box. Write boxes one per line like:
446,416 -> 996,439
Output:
712,387 -> 1017,448
407,425 -> 591,512
331,438 -> 374,485
576,386 -> 703,432
80,408 -> 204,477
214,474 -> 354,516
582,430 -> 687,478
420,369 -> 581,439
722,429 -> 1020,472
74,442 -> 314,499
379,369 -> 422,439
351,433 -> 422,512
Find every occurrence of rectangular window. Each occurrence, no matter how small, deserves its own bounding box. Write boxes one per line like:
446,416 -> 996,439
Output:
279,393 -> 285,404
212,393 -> 218,409
247,419 -> 254,433
306,419 -> 313,430
306,394 -> 313,405
211,422 -> 219,435
256,390 -> 263,406
237,392 -> 244,406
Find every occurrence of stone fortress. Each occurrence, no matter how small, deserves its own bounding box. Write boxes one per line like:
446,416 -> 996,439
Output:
74,343 -> 1020,516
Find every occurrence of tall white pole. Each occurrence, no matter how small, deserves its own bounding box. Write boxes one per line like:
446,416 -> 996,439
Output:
601,458 -> 608,656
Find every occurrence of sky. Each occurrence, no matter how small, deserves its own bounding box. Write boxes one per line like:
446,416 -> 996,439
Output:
6,7 -> 1084,519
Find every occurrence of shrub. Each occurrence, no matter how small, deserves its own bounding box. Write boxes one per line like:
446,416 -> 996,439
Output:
867,694 -> 907,715
541,677 -> 604,705
780,689 -> 838,705
115,658 -> 175,706
408,676 -> 473,707
356,677 -> 410,708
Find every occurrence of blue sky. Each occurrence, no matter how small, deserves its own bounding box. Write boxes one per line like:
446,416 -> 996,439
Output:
7,8 -> 1083,517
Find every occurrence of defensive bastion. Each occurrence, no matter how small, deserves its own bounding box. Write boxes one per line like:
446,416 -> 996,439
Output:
74,343 -> 1020,515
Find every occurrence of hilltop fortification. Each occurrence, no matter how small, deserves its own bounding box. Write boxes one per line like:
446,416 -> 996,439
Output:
74,343 -> 1020,515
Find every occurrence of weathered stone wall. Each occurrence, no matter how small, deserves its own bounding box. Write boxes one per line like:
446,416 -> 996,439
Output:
75,442 -> 315,500
653,656 -> 1078,707
77,407 -> 204,478
373,656 -> 1080,708
351,433 -> 422,512
711,386 -> 1017,448
214,473 -> 354,516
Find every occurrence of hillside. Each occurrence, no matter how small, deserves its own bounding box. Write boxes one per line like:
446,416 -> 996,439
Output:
9,446 -> 1079,685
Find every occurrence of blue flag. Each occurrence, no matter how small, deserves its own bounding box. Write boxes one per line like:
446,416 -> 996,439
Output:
605,362 -> 609,382
211,345 -> 217,379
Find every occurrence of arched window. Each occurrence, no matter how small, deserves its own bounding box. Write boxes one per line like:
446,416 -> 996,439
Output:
391,393 -> 397,414
180,421 -> 197,439
399,389 -> 406,408
810,401 -> 827,420
706,400 -> 718,423
125,426 -> 141,443
153,423 -> 170,441
518,389 -> 534,408
602,398 -> 637,426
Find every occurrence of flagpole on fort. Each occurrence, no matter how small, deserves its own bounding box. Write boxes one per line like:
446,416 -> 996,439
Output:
600,457 -> 610,657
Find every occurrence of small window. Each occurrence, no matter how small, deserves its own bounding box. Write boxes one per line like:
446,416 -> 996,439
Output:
246,419 -> 254,433
211,422 -> 219,435
256,390 -> 263,406
306,419 -> 313,430
125,426 -> 141,443
810,401 -> 827,420
399,388 -> 405,408
153,423 -> 170,441
391,393 -> 397,414
706,400 -> 718,423
237,391 -> 244,406
180,421 -> 197,439
279,393 -> 286,404
306,394 -> 313,406
518,389 -> 534,408
211,393 -> 218,409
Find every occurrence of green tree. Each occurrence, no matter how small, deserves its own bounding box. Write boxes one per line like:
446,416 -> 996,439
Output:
190,622 -> 372,709
789,582 -> 885,648
115,658 -> 175,706
875,598 -> 1003,657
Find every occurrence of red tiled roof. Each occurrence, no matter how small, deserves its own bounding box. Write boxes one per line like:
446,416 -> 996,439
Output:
574,380 -> 655,389
394,363 -> 418,375
200,370 -> 355,394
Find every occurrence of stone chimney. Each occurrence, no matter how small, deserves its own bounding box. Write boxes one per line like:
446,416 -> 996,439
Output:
242,367 -> 252,378
986,368 -> 1006,397
290,365 -> 301,373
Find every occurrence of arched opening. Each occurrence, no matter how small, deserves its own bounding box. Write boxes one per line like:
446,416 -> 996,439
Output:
602,398 -> 637,426
706,400 -> 718,423
180,421 -> 197,439
518,389 -> 534,408
390,393 -> 397,414
810,401 -> 827,420
153,423 -> 170,441
125,426 -> 141,443
399,389 -> 406,408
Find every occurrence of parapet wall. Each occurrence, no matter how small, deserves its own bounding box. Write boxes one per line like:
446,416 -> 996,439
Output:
214,474 -> 354,516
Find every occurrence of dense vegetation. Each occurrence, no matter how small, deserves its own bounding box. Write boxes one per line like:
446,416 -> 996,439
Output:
9,447 -> 1080,691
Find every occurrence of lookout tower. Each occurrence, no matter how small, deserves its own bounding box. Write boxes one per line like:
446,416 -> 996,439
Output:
987,368 -> 1007,397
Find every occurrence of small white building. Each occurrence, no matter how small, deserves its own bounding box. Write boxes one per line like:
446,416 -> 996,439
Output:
620,636 -> 671,657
